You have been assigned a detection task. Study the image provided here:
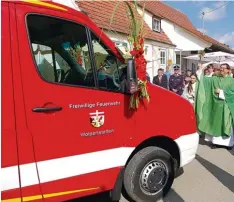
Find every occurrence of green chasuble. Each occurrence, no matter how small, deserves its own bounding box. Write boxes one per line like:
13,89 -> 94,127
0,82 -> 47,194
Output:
195,75 -> 234,137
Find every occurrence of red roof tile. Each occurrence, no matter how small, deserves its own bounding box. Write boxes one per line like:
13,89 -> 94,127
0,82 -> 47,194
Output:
77,1 -> 174,46
139,1 -> 234,53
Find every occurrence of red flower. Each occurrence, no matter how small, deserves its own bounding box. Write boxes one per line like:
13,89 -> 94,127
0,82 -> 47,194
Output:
77,55 -> 82,65
138,48 -> 144,55
134,54 -> 147,81
139,38 -> 144,45
130,49 -> 141,58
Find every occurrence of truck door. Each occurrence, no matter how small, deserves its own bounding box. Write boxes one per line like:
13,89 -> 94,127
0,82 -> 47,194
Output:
1,2 -> 21,200
15,3 -> 135,200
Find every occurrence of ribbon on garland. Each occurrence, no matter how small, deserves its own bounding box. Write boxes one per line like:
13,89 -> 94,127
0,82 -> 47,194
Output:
129,79 -> 150,109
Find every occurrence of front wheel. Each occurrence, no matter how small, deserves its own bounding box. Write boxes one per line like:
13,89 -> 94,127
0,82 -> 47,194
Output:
123,146 -> 175,202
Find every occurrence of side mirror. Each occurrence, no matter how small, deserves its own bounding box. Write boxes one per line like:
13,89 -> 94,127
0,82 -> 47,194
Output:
126,59 -> 138,94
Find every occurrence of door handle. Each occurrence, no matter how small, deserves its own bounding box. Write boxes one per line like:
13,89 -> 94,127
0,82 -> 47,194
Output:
32,106 -> 62,113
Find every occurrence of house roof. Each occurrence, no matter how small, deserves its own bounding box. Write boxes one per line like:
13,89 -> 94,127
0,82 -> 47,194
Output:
138,1 -> 234,53
77,1 -> 174,46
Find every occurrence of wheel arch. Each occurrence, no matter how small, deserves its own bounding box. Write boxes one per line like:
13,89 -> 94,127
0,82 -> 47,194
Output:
125,136 -> 181,170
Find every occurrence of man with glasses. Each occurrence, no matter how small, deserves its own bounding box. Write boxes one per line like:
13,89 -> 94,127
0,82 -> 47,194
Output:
169,65 -> 184,95
196,63 -> 234,150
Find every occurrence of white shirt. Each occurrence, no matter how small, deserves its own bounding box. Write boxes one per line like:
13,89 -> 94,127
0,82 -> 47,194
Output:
182,82 -> 197,104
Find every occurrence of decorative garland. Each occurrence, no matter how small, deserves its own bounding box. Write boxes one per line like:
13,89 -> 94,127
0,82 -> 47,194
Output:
129,36 -> 150,109
125,2 -> 150,110
110,1 -> 150,109
65,43 -> 83,66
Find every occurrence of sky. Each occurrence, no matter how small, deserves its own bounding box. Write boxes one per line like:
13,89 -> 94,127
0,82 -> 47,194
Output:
164,1 -> 234,49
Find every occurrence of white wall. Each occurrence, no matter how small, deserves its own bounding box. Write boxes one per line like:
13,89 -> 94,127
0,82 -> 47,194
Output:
145,39 -> 176,80
144,44 -> 154,82
161,20 -> 211,51
106,31 -> 130,49
137,8 -> 153,30
137,7 -> 184,77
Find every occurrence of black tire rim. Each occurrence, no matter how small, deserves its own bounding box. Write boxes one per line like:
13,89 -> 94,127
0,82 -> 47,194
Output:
139,159 -> 169,195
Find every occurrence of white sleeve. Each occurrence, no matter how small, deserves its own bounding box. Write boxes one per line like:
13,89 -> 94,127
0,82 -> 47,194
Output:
196,70 -> 202,81
182,88 -> 187,99
219,89 -> 225,100
182,85 -> 188,99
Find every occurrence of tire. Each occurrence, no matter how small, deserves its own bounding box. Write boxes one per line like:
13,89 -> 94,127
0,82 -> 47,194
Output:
123,146 -> 175,202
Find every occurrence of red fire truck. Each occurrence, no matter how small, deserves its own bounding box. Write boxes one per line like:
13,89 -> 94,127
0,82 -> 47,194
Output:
1,1 -> 199,201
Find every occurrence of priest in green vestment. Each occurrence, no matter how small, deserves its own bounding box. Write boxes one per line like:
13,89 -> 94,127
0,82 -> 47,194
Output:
195,63 -> 234,150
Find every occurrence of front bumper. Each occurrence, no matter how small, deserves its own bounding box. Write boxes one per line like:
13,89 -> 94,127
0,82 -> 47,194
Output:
175,132 -> 199,167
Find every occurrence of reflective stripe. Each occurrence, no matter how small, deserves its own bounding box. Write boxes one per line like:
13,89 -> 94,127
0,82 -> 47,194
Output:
20,163 -> 39,188
1,163 -> 39,191
1,147 -> 134,191
21,0 -> 67,11
1,166 -> 20,191
2,187 -> 99,202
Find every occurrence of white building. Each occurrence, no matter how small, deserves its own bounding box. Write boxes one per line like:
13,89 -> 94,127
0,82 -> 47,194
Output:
138,1 -> 234,73
161,20 -> 211,72
136,8 -> 176,77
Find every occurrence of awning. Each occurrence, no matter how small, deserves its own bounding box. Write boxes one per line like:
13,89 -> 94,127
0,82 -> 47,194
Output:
184,51 -> 234,67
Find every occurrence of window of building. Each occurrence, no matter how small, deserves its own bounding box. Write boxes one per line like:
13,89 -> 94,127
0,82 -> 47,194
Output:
91,33 -> 121,91
114,41 -> 128,48
152,18 -> 161,32
27,15 -> 94,87
192,63 -> 196,74
160,50 -> 166,66
144,45 -> 149,56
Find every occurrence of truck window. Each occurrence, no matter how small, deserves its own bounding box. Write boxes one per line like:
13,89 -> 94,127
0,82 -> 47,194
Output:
27,15 -> 94,87
90,32 -> 121,91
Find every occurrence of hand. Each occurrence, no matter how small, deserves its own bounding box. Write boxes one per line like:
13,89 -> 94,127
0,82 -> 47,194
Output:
215,88 -> 220,94
172,89 -> 177,92
197,63 -> 202,70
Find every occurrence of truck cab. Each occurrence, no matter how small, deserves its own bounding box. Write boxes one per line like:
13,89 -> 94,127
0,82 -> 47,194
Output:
1,1 -> 199,202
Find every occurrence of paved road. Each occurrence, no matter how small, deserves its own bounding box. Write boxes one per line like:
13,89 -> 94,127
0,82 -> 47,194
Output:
72,139 -> 234,202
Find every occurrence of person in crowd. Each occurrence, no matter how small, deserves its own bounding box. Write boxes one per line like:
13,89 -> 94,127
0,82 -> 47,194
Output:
195,63 -> 234,150
204,68 -> 209,76
213,67 -> 220,76
182,73 -> 198,106
153,68 -> 168,89
184,69 -> 192,85
205,64 -> 214,77
164,65 -> 171,82
164,65 -> 171,85
169,65 -> 184,95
